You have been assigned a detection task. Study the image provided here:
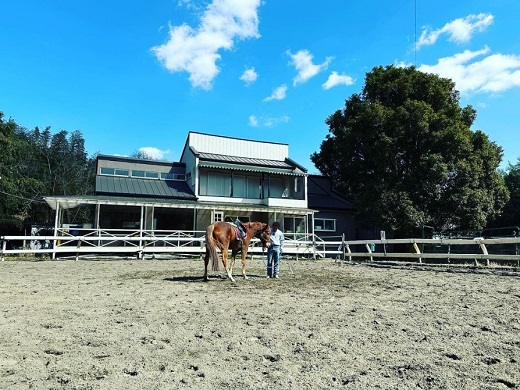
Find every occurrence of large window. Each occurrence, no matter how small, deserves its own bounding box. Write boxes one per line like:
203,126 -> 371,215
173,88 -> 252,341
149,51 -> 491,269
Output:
314,218 -> 336,232
100,167 -> 185,180
200,172 -> 231,197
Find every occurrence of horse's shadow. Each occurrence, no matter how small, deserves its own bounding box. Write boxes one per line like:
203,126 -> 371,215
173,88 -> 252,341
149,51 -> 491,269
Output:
164,274 -> 266,283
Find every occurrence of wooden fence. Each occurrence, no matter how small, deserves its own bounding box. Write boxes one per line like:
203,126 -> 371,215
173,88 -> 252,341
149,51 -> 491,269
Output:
2,230 -> 520,266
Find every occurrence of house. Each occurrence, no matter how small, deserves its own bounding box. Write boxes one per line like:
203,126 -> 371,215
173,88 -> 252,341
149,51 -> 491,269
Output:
44,132 -> 366,245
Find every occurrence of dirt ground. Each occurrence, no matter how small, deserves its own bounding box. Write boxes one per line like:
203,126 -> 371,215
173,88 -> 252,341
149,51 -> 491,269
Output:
0,257 -> 519,389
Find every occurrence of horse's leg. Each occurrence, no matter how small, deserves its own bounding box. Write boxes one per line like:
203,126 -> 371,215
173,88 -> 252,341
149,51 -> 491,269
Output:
221,246 -> 235,283
230,250 -> 236,277
241,249 -> 248,279
203,248 -> 210,281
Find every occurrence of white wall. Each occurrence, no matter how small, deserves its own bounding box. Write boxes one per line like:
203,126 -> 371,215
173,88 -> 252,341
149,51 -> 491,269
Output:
189,132 -> 288,161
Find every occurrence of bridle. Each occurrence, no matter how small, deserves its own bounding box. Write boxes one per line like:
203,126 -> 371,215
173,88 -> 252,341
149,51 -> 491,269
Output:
255,223 -> 270,246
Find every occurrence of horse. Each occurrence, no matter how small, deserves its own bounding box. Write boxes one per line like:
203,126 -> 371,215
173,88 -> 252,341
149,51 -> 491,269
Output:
204,221 -> 271,282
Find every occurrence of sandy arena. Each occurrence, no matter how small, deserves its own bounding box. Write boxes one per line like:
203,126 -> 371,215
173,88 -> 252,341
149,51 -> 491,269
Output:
0,258 -> 519,389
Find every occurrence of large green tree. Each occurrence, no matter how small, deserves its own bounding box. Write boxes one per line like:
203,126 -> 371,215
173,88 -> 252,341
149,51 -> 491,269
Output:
489,159 -> 520,229
311,66 -> 509,237
0,112 -> 96,230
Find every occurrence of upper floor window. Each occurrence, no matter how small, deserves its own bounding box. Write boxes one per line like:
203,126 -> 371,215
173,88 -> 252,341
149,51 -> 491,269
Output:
199,172 -> 231,197
160,172 -> 186,180
100,167 -> 185,181
100,167 -> 129,176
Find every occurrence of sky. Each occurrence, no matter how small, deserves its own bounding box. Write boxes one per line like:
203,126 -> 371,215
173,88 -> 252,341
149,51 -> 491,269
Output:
1,0 -> 520,173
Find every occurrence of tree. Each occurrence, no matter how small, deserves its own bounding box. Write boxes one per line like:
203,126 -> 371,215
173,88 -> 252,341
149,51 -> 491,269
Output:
0,113 -> 43,227
0,112 -> 96,230
489,158 -> 520,229
311,65 -> 509,237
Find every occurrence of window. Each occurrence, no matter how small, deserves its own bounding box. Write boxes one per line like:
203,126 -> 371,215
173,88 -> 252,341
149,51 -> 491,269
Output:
145,171 -> 159,179
212,211 -> 224,222
114,169 -> 129,176
270,177 -> 284,197
233,175 -> 247,197
132,170 -> 146,178
247,176 -> 261,199
100,167 -> 114,175
200,172 -> 231,196
314,218 -> 336,232
160,172 -> 186,180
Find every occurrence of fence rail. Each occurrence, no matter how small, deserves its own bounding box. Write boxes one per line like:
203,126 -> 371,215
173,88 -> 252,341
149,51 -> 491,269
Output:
2,231 -> 520,266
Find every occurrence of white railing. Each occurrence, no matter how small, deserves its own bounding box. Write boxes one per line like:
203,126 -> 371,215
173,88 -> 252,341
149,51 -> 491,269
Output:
2,231 -> 520,266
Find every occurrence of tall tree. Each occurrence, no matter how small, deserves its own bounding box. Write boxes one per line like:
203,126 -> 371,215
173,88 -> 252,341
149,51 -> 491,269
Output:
489,158 -> 520,229
0,112 -> 96,230
311,66 -> 509,237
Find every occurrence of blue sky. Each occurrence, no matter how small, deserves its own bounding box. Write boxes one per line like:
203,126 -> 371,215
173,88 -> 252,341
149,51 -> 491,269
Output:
2,0 -> 520,173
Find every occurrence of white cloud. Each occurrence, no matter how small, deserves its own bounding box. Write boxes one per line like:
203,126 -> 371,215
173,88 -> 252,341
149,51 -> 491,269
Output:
249,114 -> 290,127
419,46 -> 520,94
240,67 -> 258,85
151,0 -> 261,90
264,115 -> 290,127
417,13 -> 493,50
263,84 -> 287,101
287,49 -> 332,86
248,115 -> 259,127
138,147 -> 171,160
322,71 -> 355,90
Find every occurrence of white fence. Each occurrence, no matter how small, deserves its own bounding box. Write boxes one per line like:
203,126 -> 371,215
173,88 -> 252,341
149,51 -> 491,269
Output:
2,230 -> 520,266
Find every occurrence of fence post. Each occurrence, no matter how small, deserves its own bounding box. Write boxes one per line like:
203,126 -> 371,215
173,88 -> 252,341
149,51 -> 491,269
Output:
366,243 -> 373,262
477,240 -> 489,266
412,241 -> 422,263
76,238 -> 81,261
1,237 -> 5,261
346,243 -> 352,262
342,233 -> 345,261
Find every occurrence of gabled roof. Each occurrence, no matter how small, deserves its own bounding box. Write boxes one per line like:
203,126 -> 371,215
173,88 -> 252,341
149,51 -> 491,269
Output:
307,175 -> 356,211
96,176 -> 195,199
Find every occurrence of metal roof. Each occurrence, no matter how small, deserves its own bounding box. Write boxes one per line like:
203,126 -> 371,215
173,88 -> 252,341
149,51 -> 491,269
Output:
198,152 -> 294,169
44,195 -> 315,215
199,161 -> 303,176
96,176 -> 196,199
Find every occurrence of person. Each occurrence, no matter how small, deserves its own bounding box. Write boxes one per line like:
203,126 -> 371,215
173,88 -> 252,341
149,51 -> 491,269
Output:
267,221 -> 284,279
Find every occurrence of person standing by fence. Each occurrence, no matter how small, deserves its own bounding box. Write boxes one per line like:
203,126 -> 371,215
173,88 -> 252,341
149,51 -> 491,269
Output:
267,221 -> 284,279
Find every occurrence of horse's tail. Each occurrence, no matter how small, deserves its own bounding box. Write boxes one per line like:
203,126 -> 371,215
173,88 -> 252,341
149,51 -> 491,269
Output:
206,224 -> 220,271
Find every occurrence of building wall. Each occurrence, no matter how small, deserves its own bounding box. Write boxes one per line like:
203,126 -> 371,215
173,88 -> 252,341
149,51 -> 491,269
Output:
188,132 -> 289,161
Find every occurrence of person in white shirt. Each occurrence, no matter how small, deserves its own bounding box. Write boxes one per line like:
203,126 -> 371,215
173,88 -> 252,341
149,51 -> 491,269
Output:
267,221 -> 284,278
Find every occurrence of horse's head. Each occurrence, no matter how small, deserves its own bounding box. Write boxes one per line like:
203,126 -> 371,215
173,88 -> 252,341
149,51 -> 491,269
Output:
256,223 -> 271,248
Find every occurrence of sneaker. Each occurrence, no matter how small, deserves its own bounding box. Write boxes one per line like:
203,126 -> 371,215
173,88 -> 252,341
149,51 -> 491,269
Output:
274,275 -> 279,279
266,275 -> 271,279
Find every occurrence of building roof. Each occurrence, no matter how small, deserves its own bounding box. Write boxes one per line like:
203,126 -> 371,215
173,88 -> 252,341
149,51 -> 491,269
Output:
95,176 -> 196,199
198,152 -> 293,168
96,154 -> 184,168
307,175 -> 356,211
44,195 -> 315,215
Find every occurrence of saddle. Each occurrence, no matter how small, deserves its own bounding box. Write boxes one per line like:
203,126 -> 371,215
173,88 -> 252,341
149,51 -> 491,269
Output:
227,222 -> 246,241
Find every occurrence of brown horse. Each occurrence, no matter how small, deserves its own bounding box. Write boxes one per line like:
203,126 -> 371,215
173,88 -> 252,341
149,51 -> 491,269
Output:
204,221 -> 271,282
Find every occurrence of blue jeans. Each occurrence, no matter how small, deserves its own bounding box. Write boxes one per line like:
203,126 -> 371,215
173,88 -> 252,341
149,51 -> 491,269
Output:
267,246 -> 281,276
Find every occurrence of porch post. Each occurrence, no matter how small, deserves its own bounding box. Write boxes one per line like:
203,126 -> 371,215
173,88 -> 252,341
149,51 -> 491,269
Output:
52,202 -> 60,260
139,205 -> 144,259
